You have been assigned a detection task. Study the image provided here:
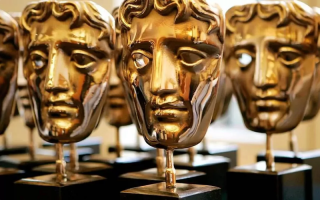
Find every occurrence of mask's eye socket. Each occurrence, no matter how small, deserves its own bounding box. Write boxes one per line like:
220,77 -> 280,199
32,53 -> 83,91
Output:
278,47 -> 303,68
132,50 -> 152,69
235,49 -> 254,69
71,50 -> 98,70
30,51 -> 48,70
178,47 -> 206,67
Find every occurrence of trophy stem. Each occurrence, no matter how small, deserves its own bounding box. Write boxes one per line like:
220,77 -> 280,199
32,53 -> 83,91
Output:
188,147 -> 196,163
29,128 -> 36,161
289,130 -> 299,156
266,133 -> 274,170
115,127 -> 122,158
55,143 -> 67,182
201,138 -> 208,152
3,134 -> 8,149
165,149 -> 176,188
70,143 -> 79,171
156,148 -> 165,176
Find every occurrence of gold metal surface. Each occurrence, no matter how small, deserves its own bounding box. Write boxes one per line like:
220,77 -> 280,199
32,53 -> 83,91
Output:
10,12 -> 36,160
303,7 -> 320,121
104,7 -> 132,128
156,148 -> 165,176
119,0 -> 224,188
0,10 -> 19,135
21,0 -> 115,180
225,1 -> 318,170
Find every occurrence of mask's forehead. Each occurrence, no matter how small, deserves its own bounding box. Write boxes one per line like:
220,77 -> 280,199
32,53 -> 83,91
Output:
128,10 -> 219,48
231,16 -> 310,46
29,16 -> 105,50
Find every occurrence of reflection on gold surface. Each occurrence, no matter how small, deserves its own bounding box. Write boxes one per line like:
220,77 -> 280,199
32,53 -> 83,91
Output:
21,0 -> 115,180
225,1 -> 318,169
119,0 -> 224,188
0,10 -> 19,135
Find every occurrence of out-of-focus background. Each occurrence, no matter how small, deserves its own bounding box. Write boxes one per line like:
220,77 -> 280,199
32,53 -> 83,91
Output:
0,0 -> 320,165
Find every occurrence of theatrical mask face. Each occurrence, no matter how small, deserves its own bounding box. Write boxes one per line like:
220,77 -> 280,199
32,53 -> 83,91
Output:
24,17 -> 112,143
226,16 -> 316,133
211,61 -> 233,123
303,41 -> 320,120
104,28 -> 132,127
0,33 -> 18,134
122,10 -> 222,149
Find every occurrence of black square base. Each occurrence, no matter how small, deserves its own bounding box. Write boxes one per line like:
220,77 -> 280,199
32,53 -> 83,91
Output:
0,153 -> 55,171
86,151 -> 156,177
118,168 -> 206,192
257,149 -> 320,200
15,173 -> 108,200
0,168 -> 26,200
42,137 -> 101,154
174,155 -> 229,187
108,145 -> 157,157
175,143 -> 238,168
32,162 -> 113,178
0,146 -> 28,156
121,182 -> 221,200
227,162 -> 312,200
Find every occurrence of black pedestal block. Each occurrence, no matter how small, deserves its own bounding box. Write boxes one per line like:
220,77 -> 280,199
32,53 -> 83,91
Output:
121,182 -> 221,200
174,155 -> 229,189
257,149 -> 320,200
15,174 -> 108,200
174,144 -> 238,168
42,137 -> 101,154
32,162 -> 113,178
108,145 -> 157,157
118,168 -> 206,192
87,151 -> 156,177
227,162 -> 312,200
0,146 -> 28,156
0,168 -> 26,200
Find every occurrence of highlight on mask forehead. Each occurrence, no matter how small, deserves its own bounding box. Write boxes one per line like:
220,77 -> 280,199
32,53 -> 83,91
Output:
119,0 -> 225,42
21,0 -> 115,50
225,0 -> 317,57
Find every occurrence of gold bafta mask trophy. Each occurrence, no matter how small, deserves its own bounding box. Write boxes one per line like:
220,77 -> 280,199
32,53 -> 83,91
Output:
119,0 -> 224,199
14,1 -> 115,199
0,9 -> 30,200
225,1 -> 317,200
0,12 -> 57,173
256,7 -> 320,200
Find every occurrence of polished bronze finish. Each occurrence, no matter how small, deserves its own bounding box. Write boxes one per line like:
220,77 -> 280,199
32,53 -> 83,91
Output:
21,0 -> 115,180
0,10 -> 19,135
119,0 -> 224,188
225,1 -> 318,170
303,7 -> 320,121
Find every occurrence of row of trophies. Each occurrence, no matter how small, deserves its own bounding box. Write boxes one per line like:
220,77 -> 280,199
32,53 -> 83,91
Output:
0,0 -> 319,199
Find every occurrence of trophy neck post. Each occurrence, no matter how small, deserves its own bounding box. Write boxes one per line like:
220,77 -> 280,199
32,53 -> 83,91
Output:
165,148 -> 176,188
55,143 -> 67,182
156,148 -> 165,176
289,130 -> 299,156
188,147 -> 197,163
266,132 -> 274,171
29,127 -> 36,161
115,127 -> 122,158
69,143 -> 79,171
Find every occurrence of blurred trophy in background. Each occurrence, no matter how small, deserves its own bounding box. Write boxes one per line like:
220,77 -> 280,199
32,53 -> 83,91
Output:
118,0 -> 225,199
225,1 -> 317,200
256,7 -> 320,200
14,1 -> 115,199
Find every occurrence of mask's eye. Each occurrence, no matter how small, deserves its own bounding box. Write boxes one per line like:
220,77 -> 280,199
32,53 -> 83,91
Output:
71,50 -> 98,69
235,49 -> 254,69
132,50 -> 152,69
178,47 -> 206,67
30,51 -> 48,70
278,47 -> 302,67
